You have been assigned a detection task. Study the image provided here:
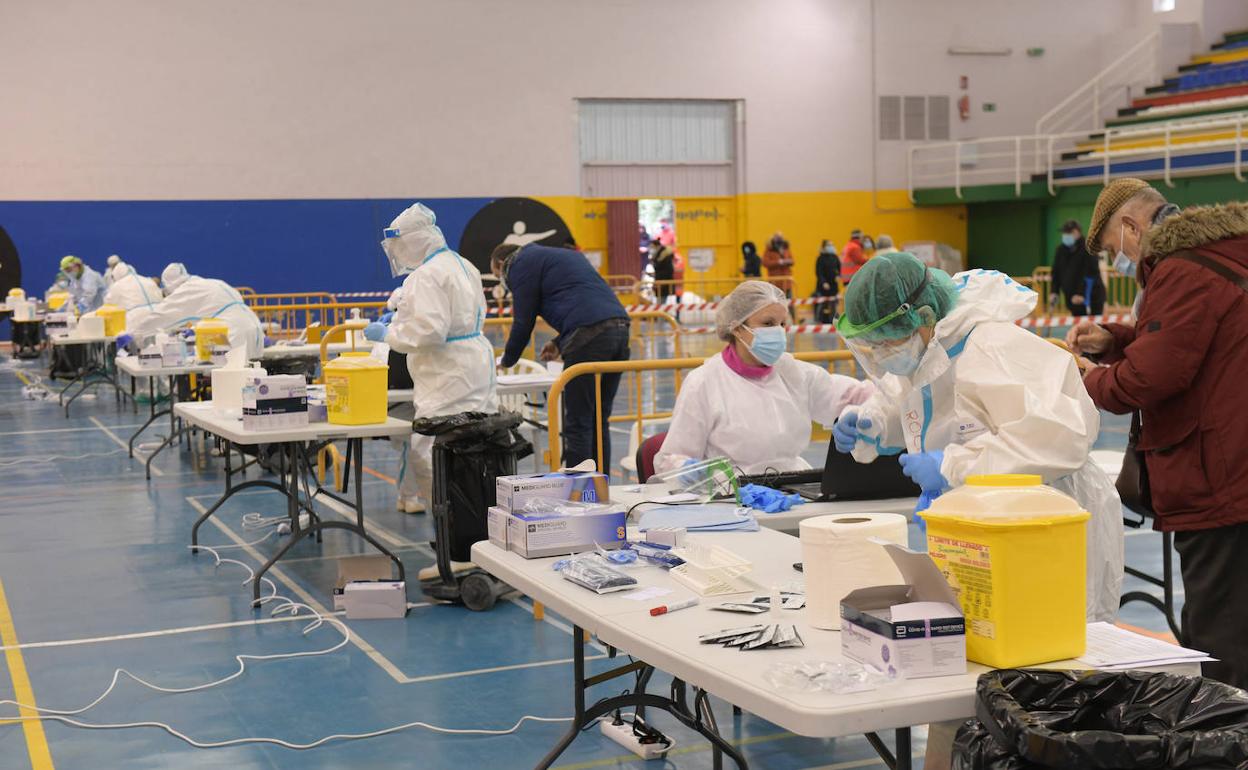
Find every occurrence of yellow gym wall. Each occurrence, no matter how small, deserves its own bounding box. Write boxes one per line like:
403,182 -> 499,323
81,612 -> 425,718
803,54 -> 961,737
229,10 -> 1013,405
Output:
537,192 -> 968,300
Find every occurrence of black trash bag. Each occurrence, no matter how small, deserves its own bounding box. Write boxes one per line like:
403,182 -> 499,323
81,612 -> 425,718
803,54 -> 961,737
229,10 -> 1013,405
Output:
415,412 -> 532,563
952,669 -> 1248,770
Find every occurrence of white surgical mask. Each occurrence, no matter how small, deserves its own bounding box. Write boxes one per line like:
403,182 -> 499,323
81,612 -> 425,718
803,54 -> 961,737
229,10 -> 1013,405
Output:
876,334 -> 927,377
1113,222 -> 1137,278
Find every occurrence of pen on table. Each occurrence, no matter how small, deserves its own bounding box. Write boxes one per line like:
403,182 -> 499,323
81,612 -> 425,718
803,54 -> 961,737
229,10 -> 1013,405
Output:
650,598 -> 699,616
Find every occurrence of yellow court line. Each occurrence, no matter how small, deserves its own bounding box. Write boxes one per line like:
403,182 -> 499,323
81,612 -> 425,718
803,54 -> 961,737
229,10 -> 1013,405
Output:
0,578 -> 56,769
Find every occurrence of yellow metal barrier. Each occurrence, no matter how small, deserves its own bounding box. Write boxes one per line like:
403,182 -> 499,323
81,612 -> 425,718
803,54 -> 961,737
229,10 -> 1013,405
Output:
604,274 -> 640,304
543,350 -> 858,473
316,320 -> 369,384
247,301 -> 387,340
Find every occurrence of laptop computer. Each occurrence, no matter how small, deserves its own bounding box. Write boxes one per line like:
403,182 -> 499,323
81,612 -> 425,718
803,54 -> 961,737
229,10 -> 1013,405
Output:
740,442 -> 920,503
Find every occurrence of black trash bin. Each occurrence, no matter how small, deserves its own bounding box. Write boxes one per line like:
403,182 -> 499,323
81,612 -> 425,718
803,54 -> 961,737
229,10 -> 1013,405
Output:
413,411 -> 532,611
952,669 -> 1248,769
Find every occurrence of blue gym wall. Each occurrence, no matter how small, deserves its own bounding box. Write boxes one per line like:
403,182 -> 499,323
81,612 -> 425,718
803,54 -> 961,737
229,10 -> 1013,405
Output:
0,197 -> 494,297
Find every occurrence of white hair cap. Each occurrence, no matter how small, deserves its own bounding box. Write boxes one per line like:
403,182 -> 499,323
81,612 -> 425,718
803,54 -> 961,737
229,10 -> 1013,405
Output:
714,280 -> 787,341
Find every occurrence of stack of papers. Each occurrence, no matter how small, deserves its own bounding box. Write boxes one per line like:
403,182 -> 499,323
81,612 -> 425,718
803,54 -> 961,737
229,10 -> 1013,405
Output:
1077,622 -> 1216,670
637,504 -> 759,533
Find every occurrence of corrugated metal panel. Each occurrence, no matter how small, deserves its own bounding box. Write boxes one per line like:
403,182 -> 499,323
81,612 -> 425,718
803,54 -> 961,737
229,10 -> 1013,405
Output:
581,164 -> 734,198
579,100 -> 734,164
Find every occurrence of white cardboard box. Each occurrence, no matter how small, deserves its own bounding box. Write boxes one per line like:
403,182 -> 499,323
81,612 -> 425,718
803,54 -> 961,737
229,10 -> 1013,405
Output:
487,506 -> 510,550
333,555 -> 394,611
505,504 -> 626,559
242,374 -> 308,430
841,543 -> 967,679
495,471 -> 610,512
342,581 -> 407,619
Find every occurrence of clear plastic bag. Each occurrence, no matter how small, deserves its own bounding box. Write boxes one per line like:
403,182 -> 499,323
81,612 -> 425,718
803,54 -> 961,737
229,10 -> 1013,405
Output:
553,554 -> 639,594
522,497 -> 614,516
764,660 -> 893,694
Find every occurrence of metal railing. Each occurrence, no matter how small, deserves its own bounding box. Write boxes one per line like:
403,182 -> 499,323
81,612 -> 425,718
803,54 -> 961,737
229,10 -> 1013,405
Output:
543,350 -> 858,473
909,112 -> 1248,199
1034,31 -> 1160,147
248,300 -> 387,340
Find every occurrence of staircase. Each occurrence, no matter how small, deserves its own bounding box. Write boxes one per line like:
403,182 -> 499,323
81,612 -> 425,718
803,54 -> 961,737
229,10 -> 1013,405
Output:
910,28 -> 1248,202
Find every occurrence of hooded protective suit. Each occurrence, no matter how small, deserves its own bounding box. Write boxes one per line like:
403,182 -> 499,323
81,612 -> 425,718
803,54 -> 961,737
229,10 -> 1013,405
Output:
381,203 -> 498,505
68,265 -> 107,313
848,269 -> 1124,622
125,273 -> 263,358
102,265 -> 160,312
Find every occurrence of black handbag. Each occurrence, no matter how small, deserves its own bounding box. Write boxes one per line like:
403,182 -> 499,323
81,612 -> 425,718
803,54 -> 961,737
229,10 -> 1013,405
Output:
1117,249 -> 1248,520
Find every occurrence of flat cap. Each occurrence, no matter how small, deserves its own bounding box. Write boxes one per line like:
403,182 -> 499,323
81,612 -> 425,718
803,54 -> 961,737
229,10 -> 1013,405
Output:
1087,178 -> 1150,253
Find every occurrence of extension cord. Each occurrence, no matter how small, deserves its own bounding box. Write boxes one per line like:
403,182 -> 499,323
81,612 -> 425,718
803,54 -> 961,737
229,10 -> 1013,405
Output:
600,719 -> 669,760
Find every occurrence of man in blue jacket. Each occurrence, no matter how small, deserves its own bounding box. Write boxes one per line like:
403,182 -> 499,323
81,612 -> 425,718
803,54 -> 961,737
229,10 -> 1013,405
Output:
492,243 -> 630,472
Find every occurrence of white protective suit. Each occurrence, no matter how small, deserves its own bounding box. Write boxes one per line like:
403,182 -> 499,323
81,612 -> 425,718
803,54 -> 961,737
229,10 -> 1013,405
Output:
850,269 -> 1124,622
382,204 -> 498,503
125,275 -> 263,359
655,352 -> 876,475
102,266 -> 160,312
68,265 -> 107,313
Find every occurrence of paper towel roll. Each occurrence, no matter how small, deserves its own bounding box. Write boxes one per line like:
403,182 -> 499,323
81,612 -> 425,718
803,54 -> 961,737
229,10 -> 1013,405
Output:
799,513 -> 910,630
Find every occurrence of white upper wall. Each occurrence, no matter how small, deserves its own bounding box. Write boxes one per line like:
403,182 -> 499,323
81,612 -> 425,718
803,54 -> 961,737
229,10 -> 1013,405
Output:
3,0 -> 1242,201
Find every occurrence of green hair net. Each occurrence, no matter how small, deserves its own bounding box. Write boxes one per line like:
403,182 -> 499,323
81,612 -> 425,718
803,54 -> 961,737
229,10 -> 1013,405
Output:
840,252 -> 958,341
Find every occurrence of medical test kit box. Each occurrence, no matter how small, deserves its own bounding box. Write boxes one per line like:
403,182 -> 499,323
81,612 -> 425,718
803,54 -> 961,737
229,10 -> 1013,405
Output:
502,505 -> 627,558
840,543 -> 967,679
495,470 -> 610,512
242,374 -> 308,430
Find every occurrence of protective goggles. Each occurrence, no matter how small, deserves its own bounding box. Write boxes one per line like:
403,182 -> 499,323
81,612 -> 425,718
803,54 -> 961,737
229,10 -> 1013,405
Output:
836,268 -> 931,340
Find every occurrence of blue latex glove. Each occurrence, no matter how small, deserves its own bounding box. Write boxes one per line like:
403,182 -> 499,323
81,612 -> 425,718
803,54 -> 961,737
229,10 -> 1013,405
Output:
363,322 -> 387,342
899,451 -> 947,494
915,490 -> 940,514
263,335 -> 275,348
832,412 -> 871,454
737,483 -> 805,513
114,333 -> 134,350
378,311 -> 394,325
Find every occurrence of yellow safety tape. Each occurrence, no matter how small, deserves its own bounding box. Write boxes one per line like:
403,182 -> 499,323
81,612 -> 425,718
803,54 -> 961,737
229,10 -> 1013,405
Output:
0,578 -> 55,769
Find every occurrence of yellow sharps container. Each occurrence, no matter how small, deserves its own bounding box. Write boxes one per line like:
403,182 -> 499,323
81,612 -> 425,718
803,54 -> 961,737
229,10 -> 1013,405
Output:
324,352 -> 388,425
46,291 -> 70,311
923,474 -> 1089,668
194,318 -> 231,361
96,304 -> 127,336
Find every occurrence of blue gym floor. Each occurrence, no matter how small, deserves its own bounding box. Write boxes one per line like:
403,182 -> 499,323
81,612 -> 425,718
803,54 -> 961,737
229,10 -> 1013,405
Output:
0,334 -> 1178,770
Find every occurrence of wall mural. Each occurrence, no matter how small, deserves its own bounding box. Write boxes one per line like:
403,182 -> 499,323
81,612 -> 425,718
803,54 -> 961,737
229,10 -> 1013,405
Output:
457,197 -> 573,274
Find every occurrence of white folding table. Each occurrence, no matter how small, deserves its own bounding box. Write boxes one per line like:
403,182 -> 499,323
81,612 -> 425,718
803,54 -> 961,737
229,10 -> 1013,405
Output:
115,356 -> 220,478
472,528 -> 1199,770
175,402 -> 411,604
50,333 -> 134,417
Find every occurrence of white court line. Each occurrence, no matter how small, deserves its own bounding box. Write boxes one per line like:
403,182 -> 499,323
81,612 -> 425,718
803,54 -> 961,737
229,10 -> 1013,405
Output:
90,415 -> 164,476
403,654 -> 609,684
0,423 -> 145,437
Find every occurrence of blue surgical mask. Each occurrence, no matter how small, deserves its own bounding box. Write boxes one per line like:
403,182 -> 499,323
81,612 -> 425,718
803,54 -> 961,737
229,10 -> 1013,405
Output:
744,325 -> 787,366
1061,233 -> 1077,248
877,334 -> 928,377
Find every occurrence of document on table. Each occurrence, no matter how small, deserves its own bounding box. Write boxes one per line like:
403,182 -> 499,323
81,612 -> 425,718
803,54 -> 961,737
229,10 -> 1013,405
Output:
1078,622 -> 1215,669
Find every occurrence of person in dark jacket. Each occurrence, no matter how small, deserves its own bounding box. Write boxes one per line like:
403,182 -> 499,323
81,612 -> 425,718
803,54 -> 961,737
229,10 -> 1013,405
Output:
741,241 -> 761,277
814,240 -> 840,324
492,243 -> 631,472
649,240 -> 676,301
1050,219 -> 1106,316
1070,178 -> 1248,689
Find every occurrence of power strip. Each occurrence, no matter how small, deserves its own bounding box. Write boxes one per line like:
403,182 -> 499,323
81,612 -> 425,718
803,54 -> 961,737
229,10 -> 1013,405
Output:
599,719 -> 670,760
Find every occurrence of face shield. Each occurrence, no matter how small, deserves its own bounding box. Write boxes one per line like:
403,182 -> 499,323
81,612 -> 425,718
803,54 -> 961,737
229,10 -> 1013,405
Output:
838,268 -> 932,379
380,203 -> 448,277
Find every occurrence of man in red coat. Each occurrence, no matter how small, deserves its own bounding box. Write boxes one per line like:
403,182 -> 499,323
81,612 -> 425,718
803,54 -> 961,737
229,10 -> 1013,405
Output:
1070,177 -> 1248,688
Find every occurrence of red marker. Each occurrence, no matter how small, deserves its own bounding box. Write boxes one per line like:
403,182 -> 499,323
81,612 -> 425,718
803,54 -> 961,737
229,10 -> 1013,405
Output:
650,598 -> 699,616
